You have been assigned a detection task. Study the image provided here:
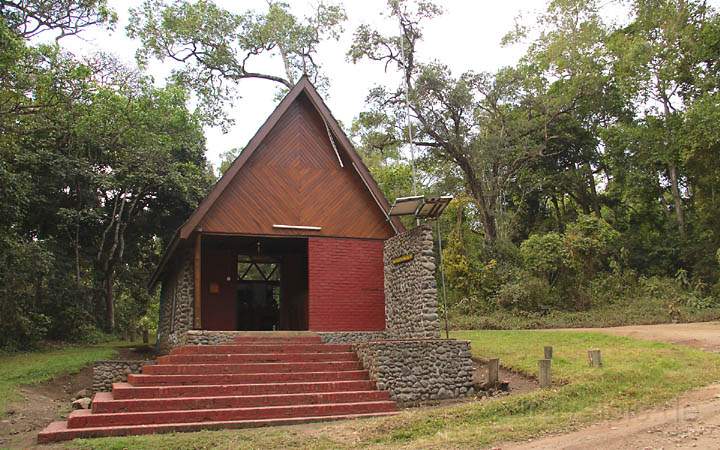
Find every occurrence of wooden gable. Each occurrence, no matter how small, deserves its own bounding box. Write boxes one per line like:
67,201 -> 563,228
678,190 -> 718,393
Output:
149,77 -> 402,289
199,93 -> 394,239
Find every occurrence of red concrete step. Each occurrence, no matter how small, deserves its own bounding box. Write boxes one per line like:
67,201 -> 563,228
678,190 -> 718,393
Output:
171,343 -> 351,355
232,336 -> 323,344
157,352 -> 357,364
112,380 -> 377,399
92,390 -> 391,413
38,411 -> 397,443
127,370 -> 369,386
68,401 -> 397,428
143,361 -> 362,375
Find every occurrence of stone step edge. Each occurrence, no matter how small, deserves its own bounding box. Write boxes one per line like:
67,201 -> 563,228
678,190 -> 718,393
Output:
173,344 -> 351,349
113,379 -> 375,389
128,370 -> 369,382
160,352 -> 357,358
71,400 -> 397,420
147,361 -> 361,367
143,364 -> 363,375
38,411 -> 398,443
94,390 -> 387,403
92,390 -> 390,412
110,380 -> 377,397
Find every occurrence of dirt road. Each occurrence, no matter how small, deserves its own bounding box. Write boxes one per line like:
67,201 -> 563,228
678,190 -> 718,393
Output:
562,321 -> 720,352
504,322 -> 720,450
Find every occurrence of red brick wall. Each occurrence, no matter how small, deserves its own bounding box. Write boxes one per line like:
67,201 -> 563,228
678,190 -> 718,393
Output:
307,237 -> 385,331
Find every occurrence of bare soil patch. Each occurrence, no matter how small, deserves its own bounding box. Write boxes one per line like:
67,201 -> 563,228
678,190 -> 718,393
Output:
555,321 -> 720,352
0,344 -> 154,449
0,366 -> 90,449
503,383 -> 720,450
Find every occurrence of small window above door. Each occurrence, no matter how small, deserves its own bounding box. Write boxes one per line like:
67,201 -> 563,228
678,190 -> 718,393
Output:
237,255 -> 280,282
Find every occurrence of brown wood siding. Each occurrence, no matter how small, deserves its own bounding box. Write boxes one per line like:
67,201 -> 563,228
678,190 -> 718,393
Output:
200,94 -> 394,239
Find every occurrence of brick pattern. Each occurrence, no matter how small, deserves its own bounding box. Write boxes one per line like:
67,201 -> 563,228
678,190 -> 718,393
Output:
307,238 -> 385,331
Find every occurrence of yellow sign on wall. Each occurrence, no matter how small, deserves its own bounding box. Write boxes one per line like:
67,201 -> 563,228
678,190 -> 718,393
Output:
392,254 -> 414,265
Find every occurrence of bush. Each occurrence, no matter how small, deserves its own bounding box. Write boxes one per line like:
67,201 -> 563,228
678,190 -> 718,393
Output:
493,275 -> 560,312
520,232 -> 568,285
450,270 -> 720,330
0,237 -> 53,351
564,214 -> 620,276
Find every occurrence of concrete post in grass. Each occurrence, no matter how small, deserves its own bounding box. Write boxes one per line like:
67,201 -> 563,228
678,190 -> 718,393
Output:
588,349 -> 602,367
544,346 -> 553,359
487,358 -> 500,385
538,359 -> 552,388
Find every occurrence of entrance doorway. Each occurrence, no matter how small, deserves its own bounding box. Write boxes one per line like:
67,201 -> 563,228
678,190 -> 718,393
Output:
236,256 -> 281,330
201,236 -> 308,331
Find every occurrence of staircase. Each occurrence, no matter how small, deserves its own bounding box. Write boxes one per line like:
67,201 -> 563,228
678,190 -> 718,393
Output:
38,333 -> 397,443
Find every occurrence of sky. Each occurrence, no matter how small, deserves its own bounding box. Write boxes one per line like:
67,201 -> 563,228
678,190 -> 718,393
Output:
55,0 -> 568,169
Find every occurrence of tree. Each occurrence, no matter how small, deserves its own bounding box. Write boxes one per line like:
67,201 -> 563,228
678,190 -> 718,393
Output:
0,0 -> 116,40
128,0 -> 346,126
217,147 -> 242,177
77,81 -> 211,330
349,0 -> 582,243
607,0 -> 718,240
0,1 -> 212,339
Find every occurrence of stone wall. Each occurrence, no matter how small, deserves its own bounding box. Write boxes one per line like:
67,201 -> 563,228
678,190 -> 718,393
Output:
184,330 -> 389,344
157,249 -> 194,352
384,225 -> 441,339
184,330 -> 238,345
93,360 -> 155,392
184,330 -> 332,345
353,339 -> 474,405
318,331 -> 387,343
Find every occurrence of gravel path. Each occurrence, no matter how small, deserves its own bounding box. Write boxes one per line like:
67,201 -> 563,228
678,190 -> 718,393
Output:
503,321 -> 720,450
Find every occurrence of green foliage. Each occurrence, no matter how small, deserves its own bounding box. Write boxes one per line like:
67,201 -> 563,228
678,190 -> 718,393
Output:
563,215 -> 620,273
0,235 -> 53,350
0,1 -> 211,349
493,276 -> 560,312
520,232 -> 568,285
217,147 -> 242,177
127,0 -> 346,127
350,0 -> 720,325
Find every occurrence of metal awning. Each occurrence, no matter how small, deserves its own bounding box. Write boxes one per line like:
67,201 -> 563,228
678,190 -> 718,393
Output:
389,195 -> 453,219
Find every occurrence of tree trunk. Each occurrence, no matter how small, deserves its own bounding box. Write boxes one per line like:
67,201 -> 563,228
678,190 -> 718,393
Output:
453,154 -> 497,242
667,162 -> 687,240
478,201 -> 498,242
104,271 -> 114,332
660,97 -> 686,240
74,179 -> 81,285
468,184 -> 497,242
75,219 -> 81,285
551,194 -> 564,232
455,201 -> 465,237
584,163 -> 601,217
278,45 -> 295,84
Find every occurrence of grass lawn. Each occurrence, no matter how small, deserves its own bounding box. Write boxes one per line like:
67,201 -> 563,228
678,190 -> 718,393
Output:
69,330 -> 720,449
0,344 -> 118,414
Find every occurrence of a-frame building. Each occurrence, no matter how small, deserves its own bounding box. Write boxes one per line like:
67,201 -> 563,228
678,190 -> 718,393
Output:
152,76 -> 403,347
37,77 -> 474,445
